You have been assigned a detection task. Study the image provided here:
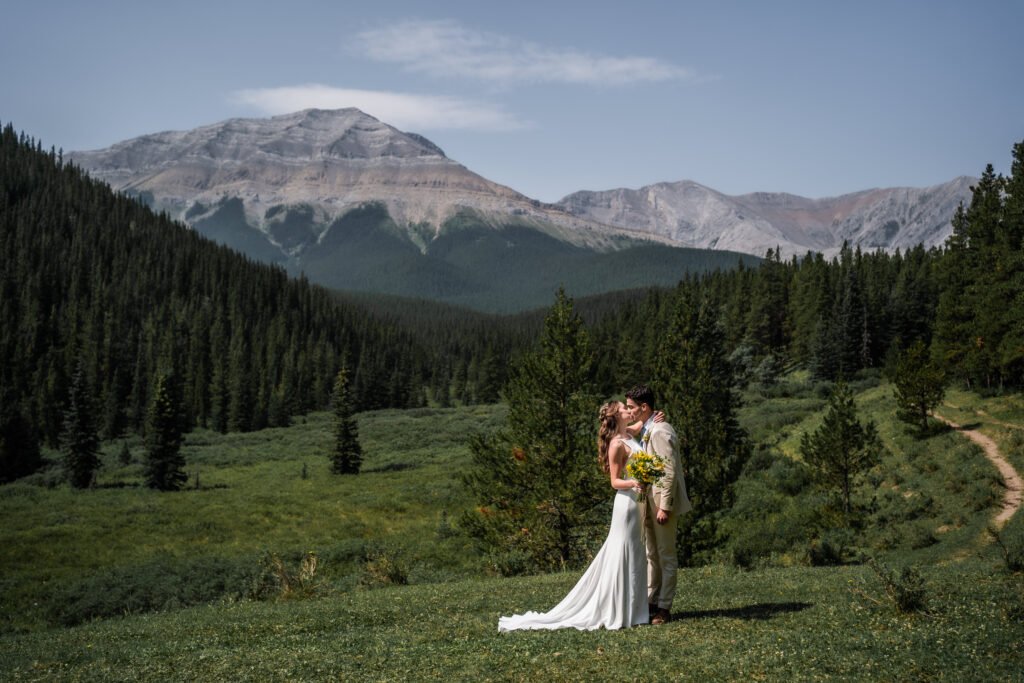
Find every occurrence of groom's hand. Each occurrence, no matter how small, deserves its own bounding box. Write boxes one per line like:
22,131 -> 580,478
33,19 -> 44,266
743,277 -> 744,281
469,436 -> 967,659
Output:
656,509 -> 669,525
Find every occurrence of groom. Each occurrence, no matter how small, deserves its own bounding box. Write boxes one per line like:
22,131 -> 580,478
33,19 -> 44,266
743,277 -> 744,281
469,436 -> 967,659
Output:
625,384 -> 691,625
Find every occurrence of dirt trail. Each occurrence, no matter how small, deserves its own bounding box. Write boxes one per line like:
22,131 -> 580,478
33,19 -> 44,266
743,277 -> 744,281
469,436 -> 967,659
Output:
934,412 -> 1023,527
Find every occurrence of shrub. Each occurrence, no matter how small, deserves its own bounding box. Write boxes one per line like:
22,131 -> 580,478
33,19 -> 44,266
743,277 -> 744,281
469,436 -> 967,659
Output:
730,530 -> 774,569
806,529 -> 852,566
487,549 -> 534,577
360,548 -> 408,588
257,551 -> 321,600
47,554 -> 263,626
866,558 -> 928,614
907,522 -> 939,549
989,519 -> 1024,572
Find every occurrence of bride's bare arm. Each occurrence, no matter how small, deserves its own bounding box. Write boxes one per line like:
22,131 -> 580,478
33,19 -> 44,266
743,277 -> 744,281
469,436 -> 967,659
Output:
608,441 -> 641,492
625,410 -> 666,437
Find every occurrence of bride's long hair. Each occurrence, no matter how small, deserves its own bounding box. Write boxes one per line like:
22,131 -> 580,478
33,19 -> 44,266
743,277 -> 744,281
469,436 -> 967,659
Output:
597,401 -> 621,473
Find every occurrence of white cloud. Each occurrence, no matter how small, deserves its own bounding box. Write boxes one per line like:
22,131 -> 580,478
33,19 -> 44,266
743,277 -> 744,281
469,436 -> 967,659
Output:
354,19 -> 695,85
230,84 -> 527,131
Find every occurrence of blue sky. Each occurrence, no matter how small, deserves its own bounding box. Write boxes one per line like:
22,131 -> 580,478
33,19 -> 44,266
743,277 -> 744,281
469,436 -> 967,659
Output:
3,0 -> 1021,202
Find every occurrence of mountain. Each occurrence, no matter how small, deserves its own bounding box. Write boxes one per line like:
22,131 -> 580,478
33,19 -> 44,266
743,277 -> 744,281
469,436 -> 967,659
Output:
558,178 -> 975,258
69,109 -> 751,312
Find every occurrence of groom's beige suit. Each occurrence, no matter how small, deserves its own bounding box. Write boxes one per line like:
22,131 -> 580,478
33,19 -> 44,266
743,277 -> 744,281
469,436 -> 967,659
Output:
642,418 -> 691,610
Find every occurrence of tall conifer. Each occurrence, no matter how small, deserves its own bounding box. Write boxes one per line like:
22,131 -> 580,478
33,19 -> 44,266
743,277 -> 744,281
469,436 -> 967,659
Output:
461,288 -> 604,573
144,370 -> 186,490
800,381 -> 882,516
655,286 -> 750,563
62,362 -> 100,489
893,339 -> 946,434
330,365 -> 362,475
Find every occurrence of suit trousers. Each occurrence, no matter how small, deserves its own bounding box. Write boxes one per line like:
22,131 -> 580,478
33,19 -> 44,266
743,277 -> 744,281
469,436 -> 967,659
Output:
643,502 -> 679,609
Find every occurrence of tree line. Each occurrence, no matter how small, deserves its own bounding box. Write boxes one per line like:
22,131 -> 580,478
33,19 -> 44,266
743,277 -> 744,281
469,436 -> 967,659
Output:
0,124 -> 436,483
594,144 -> 1023,395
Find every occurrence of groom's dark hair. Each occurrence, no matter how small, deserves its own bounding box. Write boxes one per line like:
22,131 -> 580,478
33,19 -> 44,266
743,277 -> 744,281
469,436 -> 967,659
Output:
625,385 -> 655,409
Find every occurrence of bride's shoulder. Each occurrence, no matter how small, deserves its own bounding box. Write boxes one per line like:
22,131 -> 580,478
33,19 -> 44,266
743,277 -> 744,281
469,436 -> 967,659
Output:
616,435 -> 640,452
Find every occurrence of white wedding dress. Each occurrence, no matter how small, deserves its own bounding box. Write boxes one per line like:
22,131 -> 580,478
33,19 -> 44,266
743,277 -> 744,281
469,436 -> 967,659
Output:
498,437 -> 648,631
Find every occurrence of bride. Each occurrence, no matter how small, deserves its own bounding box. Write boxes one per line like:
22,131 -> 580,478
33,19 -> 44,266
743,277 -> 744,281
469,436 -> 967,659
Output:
498,400 -> 650,631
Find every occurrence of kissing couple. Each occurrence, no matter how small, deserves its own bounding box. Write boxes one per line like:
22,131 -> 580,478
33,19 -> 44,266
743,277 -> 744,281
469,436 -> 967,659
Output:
499,384 -> 692,631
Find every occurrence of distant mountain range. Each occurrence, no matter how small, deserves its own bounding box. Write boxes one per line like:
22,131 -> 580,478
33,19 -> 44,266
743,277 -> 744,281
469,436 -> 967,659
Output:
68,108 -> 973,310
559,177 -> 974,258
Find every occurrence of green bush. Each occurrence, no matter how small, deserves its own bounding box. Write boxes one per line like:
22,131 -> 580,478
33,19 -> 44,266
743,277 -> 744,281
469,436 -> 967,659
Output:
729,525 -> 777,569
256,551 -> 322,600
360,547 -> 409,588
47,554 -> 263,626
487,549 -> 534,576
907,522 -> 938,550
867,558 -> 928,614
990,517 -> 1024,572
806,529 -> 855,566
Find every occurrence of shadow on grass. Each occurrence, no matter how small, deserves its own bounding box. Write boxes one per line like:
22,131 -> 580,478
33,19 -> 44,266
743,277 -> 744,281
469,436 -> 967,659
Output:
674,601 -> 814,621
364,462 -> 419,473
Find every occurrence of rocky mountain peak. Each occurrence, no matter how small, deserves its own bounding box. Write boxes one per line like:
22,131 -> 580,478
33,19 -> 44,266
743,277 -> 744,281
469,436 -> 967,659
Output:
71,108 -> 447,177
67,109 -> 637,252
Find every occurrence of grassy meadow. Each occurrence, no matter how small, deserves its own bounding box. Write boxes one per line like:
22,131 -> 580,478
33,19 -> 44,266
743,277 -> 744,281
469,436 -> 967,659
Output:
2,378 -> 1024,681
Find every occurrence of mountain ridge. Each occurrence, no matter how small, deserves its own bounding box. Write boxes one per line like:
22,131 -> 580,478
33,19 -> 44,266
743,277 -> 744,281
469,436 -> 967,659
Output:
69,108 -> 663,254
558,176 -> 974,258
66,108 -> 972,310
70,108 -> 974,260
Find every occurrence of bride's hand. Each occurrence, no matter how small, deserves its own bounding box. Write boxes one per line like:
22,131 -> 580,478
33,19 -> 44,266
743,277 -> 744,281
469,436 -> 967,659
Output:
653,410 -> 666,423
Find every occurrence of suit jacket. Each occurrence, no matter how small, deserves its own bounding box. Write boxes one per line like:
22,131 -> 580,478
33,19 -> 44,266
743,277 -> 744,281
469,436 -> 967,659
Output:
645,421 -> 692,515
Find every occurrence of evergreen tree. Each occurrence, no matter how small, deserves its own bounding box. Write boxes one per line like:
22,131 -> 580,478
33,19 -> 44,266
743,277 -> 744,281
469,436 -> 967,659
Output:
745,247 -> 789,356
655,287 -> 750,563
799,381 -> 882,516
144,370 -> 187,491
62,362 -> 100,489
330,365 -> 363,475
461,288 -> 604,573
998,142 -> 1024,385
893,339 -> 946,434
118,440 -> 132,465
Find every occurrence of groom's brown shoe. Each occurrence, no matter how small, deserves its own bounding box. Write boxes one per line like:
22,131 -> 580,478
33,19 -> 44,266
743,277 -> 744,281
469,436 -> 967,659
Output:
651,608 -> 671,625
648,603 -> 658,617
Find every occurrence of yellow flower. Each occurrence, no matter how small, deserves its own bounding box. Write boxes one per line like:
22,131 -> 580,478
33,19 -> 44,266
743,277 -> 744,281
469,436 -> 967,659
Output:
626,450 -> 665,502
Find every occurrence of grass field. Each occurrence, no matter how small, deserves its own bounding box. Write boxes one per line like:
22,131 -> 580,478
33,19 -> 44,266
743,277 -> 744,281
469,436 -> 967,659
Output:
1,560 -> 1021,681
2,380 -> 1023,681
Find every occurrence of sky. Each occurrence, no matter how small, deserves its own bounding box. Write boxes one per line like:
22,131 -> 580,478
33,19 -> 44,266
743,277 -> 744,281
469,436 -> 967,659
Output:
2,0 -> 1022,203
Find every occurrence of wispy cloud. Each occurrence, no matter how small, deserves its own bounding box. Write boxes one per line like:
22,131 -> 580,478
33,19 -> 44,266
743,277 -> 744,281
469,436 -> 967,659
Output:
353,19 -> 695,86
230,84 -> 527,131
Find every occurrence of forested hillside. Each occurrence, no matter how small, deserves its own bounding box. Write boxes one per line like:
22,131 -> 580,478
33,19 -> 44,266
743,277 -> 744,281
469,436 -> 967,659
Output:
0,124 -> 430,465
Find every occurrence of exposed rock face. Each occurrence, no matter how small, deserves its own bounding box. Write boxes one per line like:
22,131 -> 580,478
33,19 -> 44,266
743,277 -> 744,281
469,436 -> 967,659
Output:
71,108 -> 974,261
69,108 -> 651,254
559,178 -> 975,258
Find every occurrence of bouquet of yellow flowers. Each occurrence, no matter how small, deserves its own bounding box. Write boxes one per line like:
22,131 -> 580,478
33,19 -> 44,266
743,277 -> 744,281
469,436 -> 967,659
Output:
626,449 -> 665,502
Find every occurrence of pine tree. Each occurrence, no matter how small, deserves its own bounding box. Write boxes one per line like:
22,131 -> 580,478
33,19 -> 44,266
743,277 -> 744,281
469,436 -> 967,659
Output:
893,339 -> 946,434
461,288 -> 604,573
800,381 -> 882,516
655,287 -> 750,563
62,362 -> 100,489
144,370 -> 187,491
998,142 -> 1024,385
745,247 -> 789,356
330,365 -> 362,475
